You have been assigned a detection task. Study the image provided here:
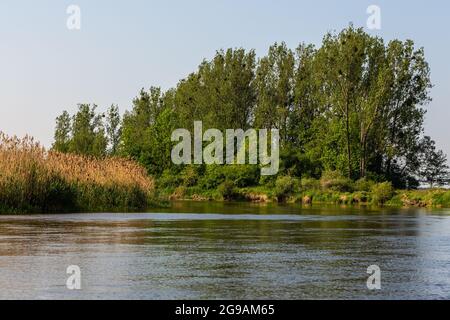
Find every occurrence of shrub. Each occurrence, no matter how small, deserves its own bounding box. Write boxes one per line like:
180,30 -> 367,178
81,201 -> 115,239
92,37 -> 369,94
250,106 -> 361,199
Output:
320,170 -> 354,192
181,166 -> 199,187
218,180 -> 239,200
354,178 -> 375,192
274,176 -> 297,201
198,165 -> 226,190
222,165 -> 260,188
198,164 -> 260,190
158,169 -> 183,189
371,182 -> 394,205
351,191 -> 370,204
259,174 -> 276,188
170,186 -> 187,200
301,178 -> 320,190
432,190 -> 450,207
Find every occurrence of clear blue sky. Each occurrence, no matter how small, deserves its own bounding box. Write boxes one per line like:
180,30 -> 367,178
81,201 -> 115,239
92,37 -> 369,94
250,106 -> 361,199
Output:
0,0 -> 449,157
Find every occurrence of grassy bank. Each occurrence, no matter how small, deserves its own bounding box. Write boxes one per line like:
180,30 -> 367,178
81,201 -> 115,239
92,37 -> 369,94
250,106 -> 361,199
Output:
0,133 -> 156,213
158,169 -> 450,208
162,185 -> 450,208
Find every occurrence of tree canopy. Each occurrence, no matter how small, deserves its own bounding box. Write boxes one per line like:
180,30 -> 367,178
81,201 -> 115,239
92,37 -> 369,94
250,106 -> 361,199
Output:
52,26 -> 448,189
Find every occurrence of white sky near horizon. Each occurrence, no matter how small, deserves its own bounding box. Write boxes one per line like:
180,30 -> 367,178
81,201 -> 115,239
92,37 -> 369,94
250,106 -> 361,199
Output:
0,0 -> 449,159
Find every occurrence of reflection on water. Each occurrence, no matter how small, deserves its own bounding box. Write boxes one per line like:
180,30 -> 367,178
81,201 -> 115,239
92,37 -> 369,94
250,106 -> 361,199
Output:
0,202 -> 449,299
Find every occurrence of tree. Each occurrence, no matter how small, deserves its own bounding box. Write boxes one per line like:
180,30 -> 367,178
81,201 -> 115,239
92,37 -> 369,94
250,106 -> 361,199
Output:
419,137 -> 449,188
52,111 -> 71,153
378,40 -> 432,187
106,104 -> 121,155
121,87 -> 164,159
121,88 -> 177,174
254,42 -> 295,144
69,104 -> 107,157
52,26 -> 438,189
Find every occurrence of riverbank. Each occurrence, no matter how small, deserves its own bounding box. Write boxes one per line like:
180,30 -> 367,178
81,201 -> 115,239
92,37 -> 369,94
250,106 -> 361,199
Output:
1,132 -> 449,214
160,183 -> 450,209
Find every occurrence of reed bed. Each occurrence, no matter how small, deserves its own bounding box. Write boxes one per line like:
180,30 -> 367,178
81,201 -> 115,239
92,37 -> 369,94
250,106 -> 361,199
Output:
0,132 -> 155,213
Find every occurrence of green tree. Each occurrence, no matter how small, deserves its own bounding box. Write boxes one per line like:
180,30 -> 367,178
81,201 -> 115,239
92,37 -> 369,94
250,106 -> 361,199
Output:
52,110 -> 71,153
254,42 -> 295,144
106,104 -> 122,155
419,137 -> 449,188
70,104 -> 107,157
379,40 -> 432,187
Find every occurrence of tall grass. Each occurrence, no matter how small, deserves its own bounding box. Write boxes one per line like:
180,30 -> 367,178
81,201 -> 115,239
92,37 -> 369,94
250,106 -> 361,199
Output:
0,132 -> 155,213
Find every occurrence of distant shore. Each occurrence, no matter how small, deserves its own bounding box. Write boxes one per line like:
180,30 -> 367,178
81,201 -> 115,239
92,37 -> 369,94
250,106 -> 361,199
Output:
159,185 -> 450,209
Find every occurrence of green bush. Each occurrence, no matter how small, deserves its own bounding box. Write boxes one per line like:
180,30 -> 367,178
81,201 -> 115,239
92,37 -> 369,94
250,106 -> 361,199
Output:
274,176 -> 297,201
432,190 -> 450,207
158,169 -> 183,189
351,191 -> 370,204
198,164 -> 260,190
371,182 -> 394,205
320,170 -> 354,192
198,165 -> 226,190
181,166 -> 199,187
218,180 -> 239,200
222,165 -> 260,188
354,178 -> 375,192
259,174 -> 277,188
301,178 -> 320,190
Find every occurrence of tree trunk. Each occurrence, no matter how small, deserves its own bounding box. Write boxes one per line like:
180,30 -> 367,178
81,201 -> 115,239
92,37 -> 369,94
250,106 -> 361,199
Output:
346,102 -> 352,179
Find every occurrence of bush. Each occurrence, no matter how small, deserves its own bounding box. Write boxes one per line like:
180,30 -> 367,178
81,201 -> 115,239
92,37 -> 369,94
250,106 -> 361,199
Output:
320,170 -> 354,192
432,190 -> 450,207
181,166 -> 199,187
371,182 -> 394,205
198,164 -> 260,190
158,169 -> 183,189
222,165 -> 260,188
198,165 -> 226,190
218,180 -> 239,200
354,178 -> 375,192
274,176 -> 297,201
301,178 -> 320,190
351,191 -> 370,204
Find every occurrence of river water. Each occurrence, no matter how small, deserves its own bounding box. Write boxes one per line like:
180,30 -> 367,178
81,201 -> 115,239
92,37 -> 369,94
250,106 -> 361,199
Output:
0,201 -> 449,299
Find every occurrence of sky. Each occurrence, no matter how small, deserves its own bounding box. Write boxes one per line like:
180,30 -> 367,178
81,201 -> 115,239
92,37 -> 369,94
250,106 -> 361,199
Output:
0,0 -> 449,157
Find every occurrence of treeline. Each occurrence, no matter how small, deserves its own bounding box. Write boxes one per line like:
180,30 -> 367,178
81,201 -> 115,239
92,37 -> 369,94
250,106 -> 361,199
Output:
53,26 -> 449,189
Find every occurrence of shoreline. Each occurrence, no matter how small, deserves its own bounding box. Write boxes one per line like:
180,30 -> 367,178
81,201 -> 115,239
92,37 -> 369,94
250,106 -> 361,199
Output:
160,187 -> 450,210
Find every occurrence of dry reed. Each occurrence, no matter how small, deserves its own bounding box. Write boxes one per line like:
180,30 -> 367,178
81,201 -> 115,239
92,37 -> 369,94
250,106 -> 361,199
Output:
0,132 -> 155,213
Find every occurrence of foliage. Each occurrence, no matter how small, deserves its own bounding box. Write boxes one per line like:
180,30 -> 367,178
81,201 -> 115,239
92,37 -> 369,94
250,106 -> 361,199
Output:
419,136 -> 449,188
53,104 -> 119,157
371,182 -> 395,205
274,176 -> 297,201
301,177 -> 321,190
354,178 -> 375,192
320,170 -> 354,192
51,26 -> 448,199
217,180 -> 239,200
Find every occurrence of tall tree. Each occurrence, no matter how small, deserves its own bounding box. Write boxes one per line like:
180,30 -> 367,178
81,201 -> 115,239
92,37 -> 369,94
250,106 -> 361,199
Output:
254,42 -> 295,144
52,110 -> 71,153
70,104 -> 107,157
106,104 -> 122,155
419,137 -> 449,188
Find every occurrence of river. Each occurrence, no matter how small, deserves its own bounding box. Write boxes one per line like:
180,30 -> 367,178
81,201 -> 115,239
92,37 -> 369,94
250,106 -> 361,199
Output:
0,201 -> 449,299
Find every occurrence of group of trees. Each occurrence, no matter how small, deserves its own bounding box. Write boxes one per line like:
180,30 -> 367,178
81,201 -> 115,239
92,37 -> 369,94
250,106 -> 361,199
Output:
53,104 -> 121,157
53,26 -> 449,188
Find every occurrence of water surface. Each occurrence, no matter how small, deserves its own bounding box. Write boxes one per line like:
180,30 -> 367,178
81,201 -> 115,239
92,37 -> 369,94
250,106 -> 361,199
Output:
0,202 -> 449,299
